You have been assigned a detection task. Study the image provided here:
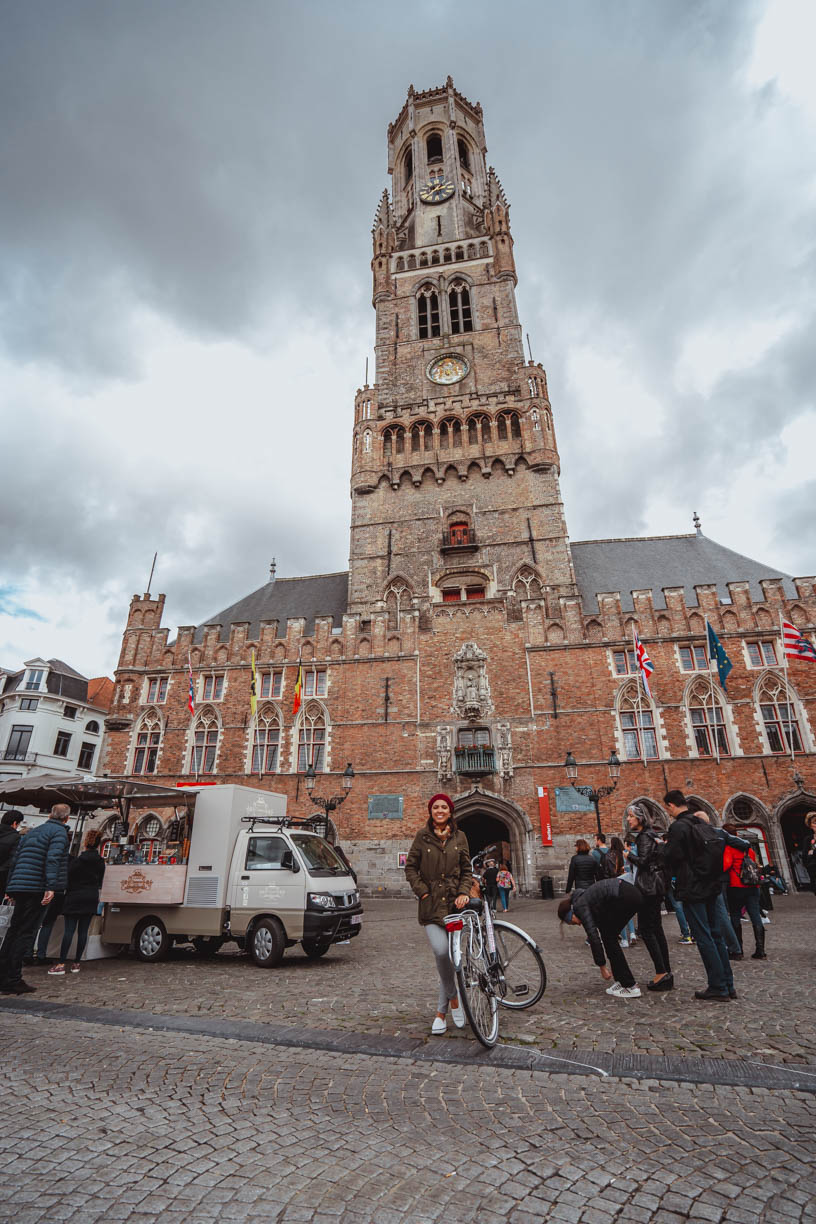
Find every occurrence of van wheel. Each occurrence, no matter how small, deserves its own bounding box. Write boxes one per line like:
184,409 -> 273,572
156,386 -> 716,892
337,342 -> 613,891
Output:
133,918 -> 169,962
302,938 -> 331,959
192,936 -> 224,956
249,918 -> 285,968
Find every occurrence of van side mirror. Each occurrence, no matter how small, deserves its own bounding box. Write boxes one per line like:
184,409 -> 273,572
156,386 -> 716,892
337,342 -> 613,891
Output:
281,849 -> 299,873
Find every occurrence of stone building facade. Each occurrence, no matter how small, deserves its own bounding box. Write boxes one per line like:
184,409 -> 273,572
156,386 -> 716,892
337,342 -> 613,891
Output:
102,79 -> 816,894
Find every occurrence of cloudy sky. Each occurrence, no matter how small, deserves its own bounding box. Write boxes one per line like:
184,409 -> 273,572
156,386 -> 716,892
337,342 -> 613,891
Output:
1,0 -> 814,678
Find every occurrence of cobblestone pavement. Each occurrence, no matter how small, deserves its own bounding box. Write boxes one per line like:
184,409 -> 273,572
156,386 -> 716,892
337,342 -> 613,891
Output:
18,893 -> 816,1064
2,1011 -> 816,1224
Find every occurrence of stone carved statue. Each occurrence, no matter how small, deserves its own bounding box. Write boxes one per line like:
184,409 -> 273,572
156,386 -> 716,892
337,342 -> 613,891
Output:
452,642 -> 494,721
496,721 -> 513,779
436,725 -> 453,781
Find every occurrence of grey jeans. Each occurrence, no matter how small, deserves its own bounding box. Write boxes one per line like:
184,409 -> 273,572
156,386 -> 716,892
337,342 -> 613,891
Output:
425,922 -> 457,1012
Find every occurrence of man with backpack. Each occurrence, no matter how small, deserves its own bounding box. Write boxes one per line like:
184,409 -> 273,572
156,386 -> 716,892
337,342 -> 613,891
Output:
662,790 -> 735,1002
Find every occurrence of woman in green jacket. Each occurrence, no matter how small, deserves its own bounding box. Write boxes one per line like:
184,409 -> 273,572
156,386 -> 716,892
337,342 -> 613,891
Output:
404,793 -> 473,1035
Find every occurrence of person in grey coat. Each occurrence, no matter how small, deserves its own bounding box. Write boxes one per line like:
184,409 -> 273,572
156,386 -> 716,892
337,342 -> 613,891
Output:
0,803 -> 71,995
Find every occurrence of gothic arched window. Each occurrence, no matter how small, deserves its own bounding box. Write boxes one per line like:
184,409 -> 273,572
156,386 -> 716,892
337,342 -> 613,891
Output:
411,425 -> 421,452
618,683 -> 659,760
687,679 -> 730,757
132,709 -> 162,776
426,132 -> 443,165
423,423 -> 434,450
513,567 -> 543,600
297,703 -> 326,772
449,282 -> 473,334
251,704 -> 281,774
457,138 -> 471,173
467,414 -> 490,446
497,411 -> 521,440
383,426 -> 404,458
757,673 -> 803,753
190,706 -> 220,774
403,148 -> 413,186
385,580 -> 411,630
417,286 -> 440,339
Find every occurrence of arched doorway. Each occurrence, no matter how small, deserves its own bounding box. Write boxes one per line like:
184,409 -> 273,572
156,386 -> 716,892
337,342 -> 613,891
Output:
686,794 -> 720,826
722,793 -> 775,875
774,790 -> 816,890
453,786 -> 535,893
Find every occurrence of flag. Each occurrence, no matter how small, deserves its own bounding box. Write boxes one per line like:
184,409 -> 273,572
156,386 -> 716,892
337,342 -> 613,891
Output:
187,653 -> 195,716
782,619 -> 816,663
706,621 -> 733,691
293,664 -> 303,715
634,631 -> 653,699
250,649 -> 258,717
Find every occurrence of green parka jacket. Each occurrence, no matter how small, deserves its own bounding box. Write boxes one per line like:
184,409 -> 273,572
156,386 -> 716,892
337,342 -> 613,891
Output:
404,824 -> 474,927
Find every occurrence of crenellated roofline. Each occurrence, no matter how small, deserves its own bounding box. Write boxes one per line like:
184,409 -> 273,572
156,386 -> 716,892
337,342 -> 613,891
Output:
388,76 -> 483,140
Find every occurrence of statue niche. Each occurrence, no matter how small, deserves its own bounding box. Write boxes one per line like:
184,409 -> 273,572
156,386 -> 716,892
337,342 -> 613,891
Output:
452,642 -> 494,722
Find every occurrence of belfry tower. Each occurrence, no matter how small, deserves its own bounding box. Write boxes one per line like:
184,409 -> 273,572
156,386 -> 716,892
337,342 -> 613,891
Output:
348,78 -> 577,622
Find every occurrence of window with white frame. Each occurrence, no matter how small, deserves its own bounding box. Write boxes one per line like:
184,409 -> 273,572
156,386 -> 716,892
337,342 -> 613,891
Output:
251,705 -> 281,774
146,677 -> 168,703
612,649 -> 637,676
297,703 -> 326,772
757,674 -> 803,753
678,645 -> 709,671
260,671 -> 283,699
18,698 -> 38,711
618,685 -> 658,760
202,674 -> 224,701
747,640 -> 778,667
133,709 -> 162,775
303,669 -> 327,698
5,725 -> 33,761
77,742 -> 95,771
63,704 -> 77,720
25,669 -> 44,691
190,708 -> 220,773
54,731 -> 72,758
687,680 -> 730,757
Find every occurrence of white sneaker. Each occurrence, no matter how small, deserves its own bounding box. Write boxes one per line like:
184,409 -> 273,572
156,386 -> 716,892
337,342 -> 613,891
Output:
431,1015 -> 447,1035
619,939 -> 629,948
761,916 -> 770,925
449,999 -> 465,1028
606,982 -> 641,998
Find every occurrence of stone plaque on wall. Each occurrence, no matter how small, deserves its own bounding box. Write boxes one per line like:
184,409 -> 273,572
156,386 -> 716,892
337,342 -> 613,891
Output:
554,786 -> 595,813
368,794 -> 404,821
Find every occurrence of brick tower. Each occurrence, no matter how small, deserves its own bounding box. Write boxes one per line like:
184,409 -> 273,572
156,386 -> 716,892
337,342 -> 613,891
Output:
348,77 -> 577,621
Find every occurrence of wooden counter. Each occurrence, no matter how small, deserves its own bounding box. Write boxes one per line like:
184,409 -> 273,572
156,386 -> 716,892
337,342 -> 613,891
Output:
100,864 -> 188,906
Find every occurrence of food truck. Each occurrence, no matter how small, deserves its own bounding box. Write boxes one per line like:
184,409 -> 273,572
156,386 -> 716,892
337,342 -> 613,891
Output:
0,776 -> 362,966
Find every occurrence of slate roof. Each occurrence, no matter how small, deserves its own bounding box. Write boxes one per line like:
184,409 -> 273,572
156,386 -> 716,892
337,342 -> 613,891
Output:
194,573 -> 350,643
571,532 -> 797,614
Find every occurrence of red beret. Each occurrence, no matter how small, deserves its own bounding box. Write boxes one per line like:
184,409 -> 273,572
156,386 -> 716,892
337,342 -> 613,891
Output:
427,793 -> 455,816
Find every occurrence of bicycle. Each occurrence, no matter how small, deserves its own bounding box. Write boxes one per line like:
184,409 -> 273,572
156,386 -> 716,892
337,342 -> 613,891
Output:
444,896 -> 546,1048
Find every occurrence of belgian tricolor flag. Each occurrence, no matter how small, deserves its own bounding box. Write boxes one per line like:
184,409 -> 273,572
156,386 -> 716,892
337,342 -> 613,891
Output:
292,664 -> 303,715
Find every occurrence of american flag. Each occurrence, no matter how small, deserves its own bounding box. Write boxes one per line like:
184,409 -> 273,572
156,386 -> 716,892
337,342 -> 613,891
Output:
634,631 -> 654,698
187,654 -> 195,715
782,619 -> 816,663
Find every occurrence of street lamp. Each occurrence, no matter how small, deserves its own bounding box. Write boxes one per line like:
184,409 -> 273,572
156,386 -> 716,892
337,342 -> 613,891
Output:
564,749 -> 621,837
304,762 -> 355,837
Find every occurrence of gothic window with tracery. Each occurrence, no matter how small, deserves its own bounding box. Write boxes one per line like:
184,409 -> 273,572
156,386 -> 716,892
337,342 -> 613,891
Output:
190,707 -> 219,774
687,679 -> 730,757
467,414 -> 490,446
417,286 -> 440,339
513,568 -> 543,599
618,684 -> 659,760
497,411 -> 521,440
251,705 -> 281,774
757,674 -> 803,753
385,580 -> 411,630
426,133 -> 443,165
297,703 -> 326,772
383,426 -> 405,458
449,281 -> 473,334
132,709 -> 162,775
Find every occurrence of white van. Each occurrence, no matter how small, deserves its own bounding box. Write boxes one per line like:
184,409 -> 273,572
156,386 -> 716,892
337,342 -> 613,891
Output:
101,785 -> 362,966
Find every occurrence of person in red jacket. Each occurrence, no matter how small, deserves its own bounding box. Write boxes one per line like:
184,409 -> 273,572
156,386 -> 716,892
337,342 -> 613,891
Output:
722,824 -> 766,960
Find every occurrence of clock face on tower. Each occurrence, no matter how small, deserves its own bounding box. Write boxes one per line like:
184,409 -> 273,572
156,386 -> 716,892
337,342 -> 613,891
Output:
419,180 -> 455,204
427,353 -> 469,385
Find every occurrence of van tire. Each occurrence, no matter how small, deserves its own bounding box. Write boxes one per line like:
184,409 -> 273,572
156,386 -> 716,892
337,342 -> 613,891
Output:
302,938 -> 331,959
133,917 -> 170,962
249,918 -> 285,968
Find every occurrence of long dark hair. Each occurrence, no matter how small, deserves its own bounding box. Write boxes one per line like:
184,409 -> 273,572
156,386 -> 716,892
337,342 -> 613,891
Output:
605,836 -> 625,878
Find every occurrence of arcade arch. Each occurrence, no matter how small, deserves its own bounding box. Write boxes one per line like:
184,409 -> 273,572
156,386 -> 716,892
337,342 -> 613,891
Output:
452,788 -> 534,892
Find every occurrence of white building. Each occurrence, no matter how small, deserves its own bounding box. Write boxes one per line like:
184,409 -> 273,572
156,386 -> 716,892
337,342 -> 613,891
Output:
0,658 -> 111,793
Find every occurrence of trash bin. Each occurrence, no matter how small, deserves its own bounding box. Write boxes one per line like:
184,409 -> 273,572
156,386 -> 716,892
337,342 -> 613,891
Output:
540,875 -> 554,900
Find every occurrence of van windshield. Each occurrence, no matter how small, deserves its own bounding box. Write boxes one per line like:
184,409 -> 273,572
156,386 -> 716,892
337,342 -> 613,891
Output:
291,834 -> 348,876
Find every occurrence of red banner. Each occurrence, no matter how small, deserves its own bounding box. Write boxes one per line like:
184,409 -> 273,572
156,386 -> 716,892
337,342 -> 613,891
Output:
537,786 -> 552,846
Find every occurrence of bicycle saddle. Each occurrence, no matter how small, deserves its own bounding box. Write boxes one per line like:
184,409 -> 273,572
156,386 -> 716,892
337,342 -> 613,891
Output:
464,897 -> 484,914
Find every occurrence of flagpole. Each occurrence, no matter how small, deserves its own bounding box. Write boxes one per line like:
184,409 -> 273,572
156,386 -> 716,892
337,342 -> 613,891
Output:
705,619 -> 720,765
188,651 -> 199,782
779,611 -> 796,763
633,626 -> 646,769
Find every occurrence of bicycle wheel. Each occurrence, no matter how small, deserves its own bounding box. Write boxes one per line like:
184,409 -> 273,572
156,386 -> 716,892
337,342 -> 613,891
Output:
455,925 -> 499,1048
493,920 -> 547,1010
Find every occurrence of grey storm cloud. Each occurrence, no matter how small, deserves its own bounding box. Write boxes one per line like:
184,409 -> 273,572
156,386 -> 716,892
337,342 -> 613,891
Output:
1,0 -> 814,673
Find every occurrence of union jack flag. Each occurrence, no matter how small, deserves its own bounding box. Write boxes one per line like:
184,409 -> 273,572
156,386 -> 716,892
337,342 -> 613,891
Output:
782,619 -> 816,663
187,654 -> 195,716
634,630 -> 654,699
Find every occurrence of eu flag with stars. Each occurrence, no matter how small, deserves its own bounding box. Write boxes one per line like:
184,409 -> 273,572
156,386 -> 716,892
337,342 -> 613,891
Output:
707,622 -> 733,691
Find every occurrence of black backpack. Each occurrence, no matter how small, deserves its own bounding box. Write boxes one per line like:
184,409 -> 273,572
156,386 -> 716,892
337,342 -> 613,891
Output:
689,816 -> 726,892
738,851 -> 762,887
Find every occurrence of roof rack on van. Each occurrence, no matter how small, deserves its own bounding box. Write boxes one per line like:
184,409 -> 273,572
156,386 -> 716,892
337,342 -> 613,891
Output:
241,814 -> 328,834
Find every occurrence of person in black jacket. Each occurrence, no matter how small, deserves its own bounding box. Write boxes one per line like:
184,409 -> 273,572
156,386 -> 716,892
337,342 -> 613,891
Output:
557,877 -> 645,998
565,840 -> 600,893
0,803 -> 71,995
625,808 -> 672,991
662,790 -> 734,1002
48,830 -> 106,976
0,810 -> 24,896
